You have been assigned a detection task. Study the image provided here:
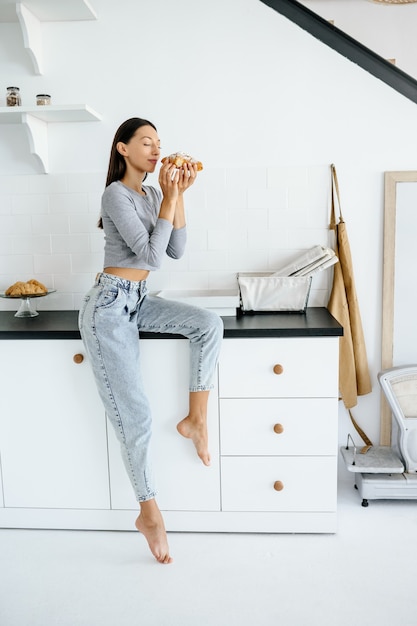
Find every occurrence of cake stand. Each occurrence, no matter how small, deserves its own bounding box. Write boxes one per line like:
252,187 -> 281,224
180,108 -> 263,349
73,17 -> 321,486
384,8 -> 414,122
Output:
0,290 -> 56,318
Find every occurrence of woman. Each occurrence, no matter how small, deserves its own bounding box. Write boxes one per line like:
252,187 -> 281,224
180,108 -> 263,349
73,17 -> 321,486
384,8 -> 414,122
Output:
79,118 -> 223,564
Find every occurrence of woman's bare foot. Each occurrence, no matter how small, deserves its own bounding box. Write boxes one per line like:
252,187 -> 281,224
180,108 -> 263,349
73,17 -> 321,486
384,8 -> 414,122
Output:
177,416 -> 210,466
135,499 -> 173,564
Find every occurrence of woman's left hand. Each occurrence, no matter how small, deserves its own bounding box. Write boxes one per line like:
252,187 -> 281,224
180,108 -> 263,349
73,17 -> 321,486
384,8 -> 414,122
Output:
177,162 -> 198,194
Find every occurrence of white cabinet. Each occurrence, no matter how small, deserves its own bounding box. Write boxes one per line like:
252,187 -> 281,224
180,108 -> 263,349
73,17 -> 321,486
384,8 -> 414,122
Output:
106,339 -> 220,513
0,329 -> 340,533
218,337 -> 339,531
0,340 -> 110,510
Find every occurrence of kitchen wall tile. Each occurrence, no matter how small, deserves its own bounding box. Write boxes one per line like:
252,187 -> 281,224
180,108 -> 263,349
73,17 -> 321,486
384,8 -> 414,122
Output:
0,254 -> 34,276
188,249 -> 229,272
187,229 -> 208,251
267,167 -> 309,188
205,188 -> 233,214
37,291 -> 74,311
51,234 -> 90,254
146,271 -> 172,292
0,195 -> 12,214
0,214 -> 32,236
208,272 -> 237,290
268,208 -> 302,230
50,193 -> 88,214
225,167 -> 267,188
164,272 -> 210,291
89,231 -> 105,253
13,235 -> 51,255
53,273 -> 94,293
71,253 -> 103,274
34,254 -> 72,275
32,214 -> 70,235
0,236 -> 14,254
229,208 -> 268,230
0,176 -> 30,195
70,214 -> 101,233
67,172 -> 104,193
160,252 -> 189,272
247,187 -> 287,210
225,229 -> 247,252
287,185 -> 312,211
208,229 -> 239,251
287,228 -> 330,249
12,194 -> 49,215
224,188 -> 249,211
248,228 -> 288,251
229,249 -> 269,272
29,174 -> 68,194
185,184 -> 206,209
189,206 -> 231,230
87,192 -> 102,215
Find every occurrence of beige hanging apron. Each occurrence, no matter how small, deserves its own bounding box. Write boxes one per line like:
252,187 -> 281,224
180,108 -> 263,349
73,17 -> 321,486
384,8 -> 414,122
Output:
328,164 -> 372,408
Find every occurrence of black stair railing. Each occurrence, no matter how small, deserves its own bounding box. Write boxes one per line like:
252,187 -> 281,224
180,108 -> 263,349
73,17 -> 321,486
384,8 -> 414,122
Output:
259,0 -> 417,105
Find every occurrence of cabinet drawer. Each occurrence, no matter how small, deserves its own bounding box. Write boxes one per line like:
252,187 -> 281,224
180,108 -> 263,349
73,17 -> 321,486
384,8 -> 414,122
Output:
220,398 -> 337,456
221,456 -> 337,512
219,337 -> 338,398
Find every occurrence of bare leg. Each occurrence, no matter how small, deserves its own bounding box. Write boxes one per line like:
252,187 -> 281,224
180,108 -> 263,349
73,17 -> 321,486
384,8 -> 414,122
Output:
177,390 -> 210,466
135,498 -> 173,564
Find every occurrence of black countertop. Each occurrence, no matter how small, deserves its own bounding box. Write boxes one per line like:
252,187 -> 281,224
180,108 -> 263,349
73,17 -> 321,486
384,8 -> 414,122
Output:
0,308 -> 342,340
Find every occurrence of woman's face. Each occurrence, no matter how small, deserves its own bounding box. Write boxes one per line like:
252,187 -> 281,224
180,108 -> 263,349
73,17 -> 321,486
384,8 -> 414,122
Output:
118,125 -> 161,174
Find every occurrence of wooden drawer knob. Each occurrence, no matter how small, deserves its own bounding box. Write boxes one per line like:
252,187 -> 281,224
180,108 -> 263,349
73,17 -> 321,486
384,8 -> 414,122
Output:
273,423 -> 284,434
273,480 -> 284,492
73,353 -> 84,364
273,364 -> 284,375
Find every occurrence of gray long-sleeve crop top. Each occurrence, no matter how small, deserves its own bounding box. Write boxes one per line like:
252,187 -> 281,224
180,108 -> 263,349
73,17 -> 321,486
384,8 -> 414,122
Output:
101,181 -> 186,271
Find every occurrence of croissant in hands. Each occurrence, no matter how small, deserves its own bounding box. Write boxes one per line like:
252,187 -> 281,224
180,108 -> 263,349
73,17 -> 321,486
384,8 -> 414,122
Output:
161,152 -> 203,171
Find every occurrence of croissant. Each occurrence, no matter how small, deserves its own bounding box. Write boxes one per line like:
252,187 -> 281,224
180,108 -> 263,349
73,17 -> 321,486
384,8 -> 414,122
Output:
161,152 -> 203,171
6,279 -> 47,296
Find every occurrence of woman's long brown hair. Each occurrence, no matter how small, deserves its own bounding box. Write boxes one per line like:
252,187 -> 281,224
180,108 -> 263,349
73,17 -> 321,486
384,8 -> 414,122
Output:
98,117 -> 157,229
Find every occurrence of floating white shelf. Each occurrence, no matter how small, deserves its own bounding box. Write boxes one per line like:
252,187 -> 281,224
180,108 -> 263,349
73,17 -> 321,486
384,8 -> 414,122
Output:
0,0 -> 97,74
0,104 -> 102,173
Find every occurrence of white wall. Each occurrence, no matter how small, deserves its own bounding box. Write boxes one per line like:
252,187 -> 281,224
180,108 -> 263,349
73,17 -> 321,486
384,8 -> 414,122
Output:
1,0 -> 417,455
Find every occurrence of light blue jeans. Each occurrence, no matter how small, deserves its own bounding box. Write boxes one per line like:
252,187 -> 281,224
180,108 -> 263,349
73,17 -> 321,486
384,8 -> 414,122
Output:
79,272 -> 223,502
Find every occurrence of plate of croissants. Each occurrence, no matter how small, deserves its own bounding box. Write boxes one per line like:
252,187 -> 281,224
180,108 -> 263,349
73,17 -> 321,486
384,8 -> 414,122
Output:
1,279 -> 55,317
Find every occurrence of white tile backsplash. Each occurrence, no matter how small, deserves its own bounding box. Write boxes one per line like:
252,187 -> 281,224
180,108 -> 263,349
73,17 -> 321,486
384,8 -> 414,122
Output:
34,254 -> 71,275
32,214 -> 70,235
50,193 -> 88,214
0,166 -> 332,308
12,194 -> 49,214
51,234 -> 90,254
14,235 -> 51,255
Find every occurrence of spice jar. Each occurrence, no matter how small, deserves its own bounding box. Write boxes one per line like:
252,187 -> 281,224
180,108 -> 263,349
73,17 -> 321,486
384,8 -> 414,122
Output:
6,86 -> 21,107
36,94 -> 51,106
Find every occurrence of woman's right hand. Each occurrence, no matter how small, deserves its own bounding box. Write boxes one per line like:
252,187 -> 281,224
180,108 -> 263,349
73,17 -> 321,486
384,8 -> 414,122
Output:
159,160 -> 180,203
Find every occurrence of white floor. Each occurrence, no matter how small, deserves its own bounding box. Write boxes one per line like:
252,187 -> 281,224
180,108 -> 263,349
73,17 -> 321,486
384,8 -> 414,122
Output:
1,479 -> 416,626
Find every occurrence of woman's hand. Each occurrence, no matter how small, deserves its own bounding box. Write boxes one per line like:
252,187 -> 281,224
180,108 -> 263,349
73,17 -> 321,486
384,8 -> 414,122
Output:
158,161 -> 198,227
159,161 -> 180,203
177,162 -> 198,195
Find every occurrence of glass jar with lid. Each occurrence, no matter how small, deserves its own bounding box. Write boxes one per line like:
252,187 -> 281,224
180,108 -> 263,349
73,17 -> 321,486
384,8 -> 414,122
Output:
36,94 -> 51,106
6,87 -> 21,106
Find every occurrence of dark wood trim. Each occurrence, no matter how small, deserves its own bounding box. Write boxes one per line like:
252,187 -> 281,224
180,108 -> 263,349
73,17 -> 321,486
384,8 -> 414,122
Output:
259,0 -> 417,105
